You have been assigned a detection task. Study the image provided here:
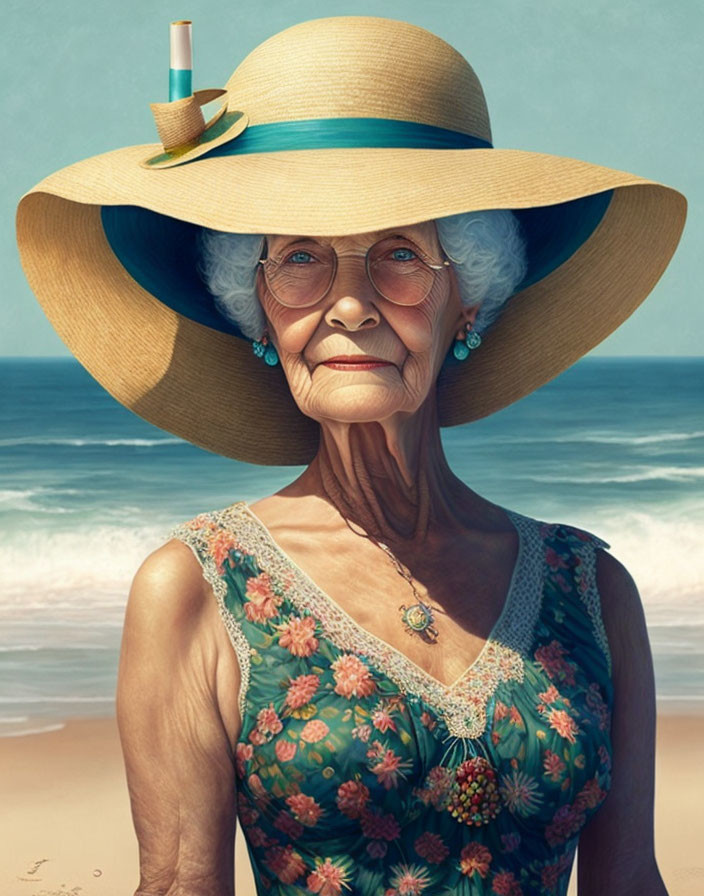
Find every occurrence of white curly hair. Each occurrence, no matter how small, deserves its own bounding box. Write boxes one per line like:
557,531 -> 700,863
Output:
197,209 -> 527,341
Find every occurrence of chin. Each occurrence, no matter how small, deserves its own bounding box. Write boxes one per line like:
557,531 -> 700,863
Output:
298,381 -> 427,425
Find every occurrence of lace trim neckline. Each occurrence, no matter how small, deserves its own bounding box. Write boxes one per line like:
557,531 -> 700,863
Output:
222,501 -> 545,739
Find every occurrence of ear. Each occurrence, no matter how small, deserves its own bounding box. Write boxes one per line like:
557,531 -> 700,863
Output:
254,236 -> 269,301
452,302 -> 481,341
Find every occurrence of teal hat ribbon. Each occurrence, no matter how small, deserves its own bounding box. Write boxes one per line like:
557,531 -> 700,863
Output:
196,116 -> 493,160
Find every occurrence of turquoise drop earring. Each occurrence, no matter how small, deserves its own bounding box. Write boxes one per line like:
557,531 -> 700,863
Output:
452,321 -> 482,361
252,329 -> 279,366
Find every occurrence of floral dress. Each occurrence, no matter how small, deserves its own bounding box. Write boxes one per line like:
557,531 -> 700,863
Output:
170,502 -> 613,896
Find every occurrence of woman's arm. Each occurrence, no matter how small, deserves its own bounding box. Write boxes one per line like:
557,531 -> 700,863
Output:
117,540 -> 240,896
577,549 -> 668,896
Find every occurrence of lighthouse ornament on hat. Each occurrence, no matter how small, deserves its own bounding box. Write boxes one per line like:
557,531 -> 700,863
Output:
142,20 -> 248,169
169,20 -> 194,101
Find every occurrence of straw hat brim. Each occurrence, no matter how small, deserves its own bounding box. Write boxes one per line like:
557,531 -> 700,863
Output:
16,144 -> 686,465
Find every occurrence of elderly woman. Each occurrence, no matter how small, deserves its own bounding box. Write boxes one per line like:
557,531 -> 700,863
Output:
16,15 -> 685,896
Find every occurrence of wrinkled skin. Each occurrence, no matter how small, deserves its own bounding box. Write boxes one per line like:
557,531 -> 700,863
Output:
254,220 -> 496,545
261,222 -> 468,433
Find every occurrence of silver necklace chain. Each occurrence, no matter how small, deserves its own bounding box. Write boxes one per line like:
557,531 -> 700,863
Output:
375,538 -> 441,644
318,480 -> 442,644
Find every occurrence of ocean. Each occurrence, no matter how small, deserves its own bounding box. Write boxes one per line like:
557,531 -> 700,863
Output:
0,356 -> 702,737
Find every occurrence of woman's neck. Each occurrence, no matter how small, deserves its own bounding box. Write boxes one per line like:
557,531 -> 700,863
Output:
299,395 -> 471,546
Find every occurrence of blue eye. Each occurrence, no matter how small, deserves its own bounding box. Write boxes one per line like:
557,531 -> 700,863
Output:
391,247 -> 417,262
288,250 -> 314,264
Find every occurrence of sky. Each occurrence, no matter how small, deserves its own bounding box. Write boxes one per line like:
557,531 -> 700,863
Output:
2,0 -> 702,356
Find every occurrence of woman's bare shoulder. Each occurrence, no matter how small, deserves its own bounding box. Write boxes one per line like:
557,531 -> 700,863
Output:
126,536 -> 214,633
594,547 -> 648,674
138,535 -> 206,576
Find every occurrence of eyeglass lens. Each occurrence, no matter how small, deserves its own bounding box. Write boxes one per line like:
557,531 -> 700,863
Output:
261,237 -> 444,307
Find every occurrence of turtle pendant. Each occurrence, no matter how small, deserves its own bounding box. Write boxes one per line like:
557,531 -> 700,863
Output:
399,600 -> 439,642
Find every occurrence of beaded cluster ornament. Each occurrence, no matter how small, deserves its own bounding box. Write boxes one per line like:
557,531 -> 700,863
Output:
446,756 -> 502,826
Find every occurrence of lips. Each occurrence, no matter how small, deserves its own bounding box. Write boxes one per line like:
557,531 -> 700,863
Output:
324,355 -> 390,364
319,355 -> 394,369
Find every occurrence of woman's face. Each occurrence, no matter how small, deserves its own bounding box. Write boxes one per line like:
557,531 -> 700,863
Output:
256,221 -> 478,425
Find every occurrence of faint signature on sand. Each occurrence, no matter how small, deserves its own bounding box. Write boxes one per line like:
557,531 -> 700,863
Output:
20,889 -> 106,896
16,858 -> 104,894
24,890 -> 82,896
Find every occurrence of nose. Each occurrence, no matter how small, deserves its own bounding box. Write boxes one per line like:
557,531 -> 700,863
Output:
322,253 -> 381,332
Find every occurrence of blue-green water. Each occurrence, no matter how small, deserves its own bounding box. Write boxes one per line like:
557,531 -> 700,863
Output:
0,357 -> 702,735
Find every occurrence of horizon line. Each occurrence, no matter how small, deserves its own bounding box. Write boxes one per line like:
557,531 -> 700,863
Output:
0,352 -> 704,366
1,354 -> 703,362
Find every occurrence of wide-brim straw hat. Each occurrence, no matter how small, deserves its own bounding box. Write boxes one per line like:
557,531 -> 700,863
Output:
16,15 -> 686,466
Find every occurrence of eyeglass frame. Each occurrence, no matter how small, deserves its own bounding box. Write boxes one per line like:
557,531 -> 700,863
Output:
256,235 -> 455,308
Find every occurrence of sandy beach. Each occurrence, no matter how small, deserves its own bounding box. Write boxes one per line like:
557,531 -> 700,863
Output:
2,710 -> 702,896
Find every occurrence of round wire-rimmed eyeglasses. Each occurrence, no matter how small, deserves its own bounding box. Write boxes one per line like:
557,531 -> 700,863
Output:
257,236 -> 452,308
